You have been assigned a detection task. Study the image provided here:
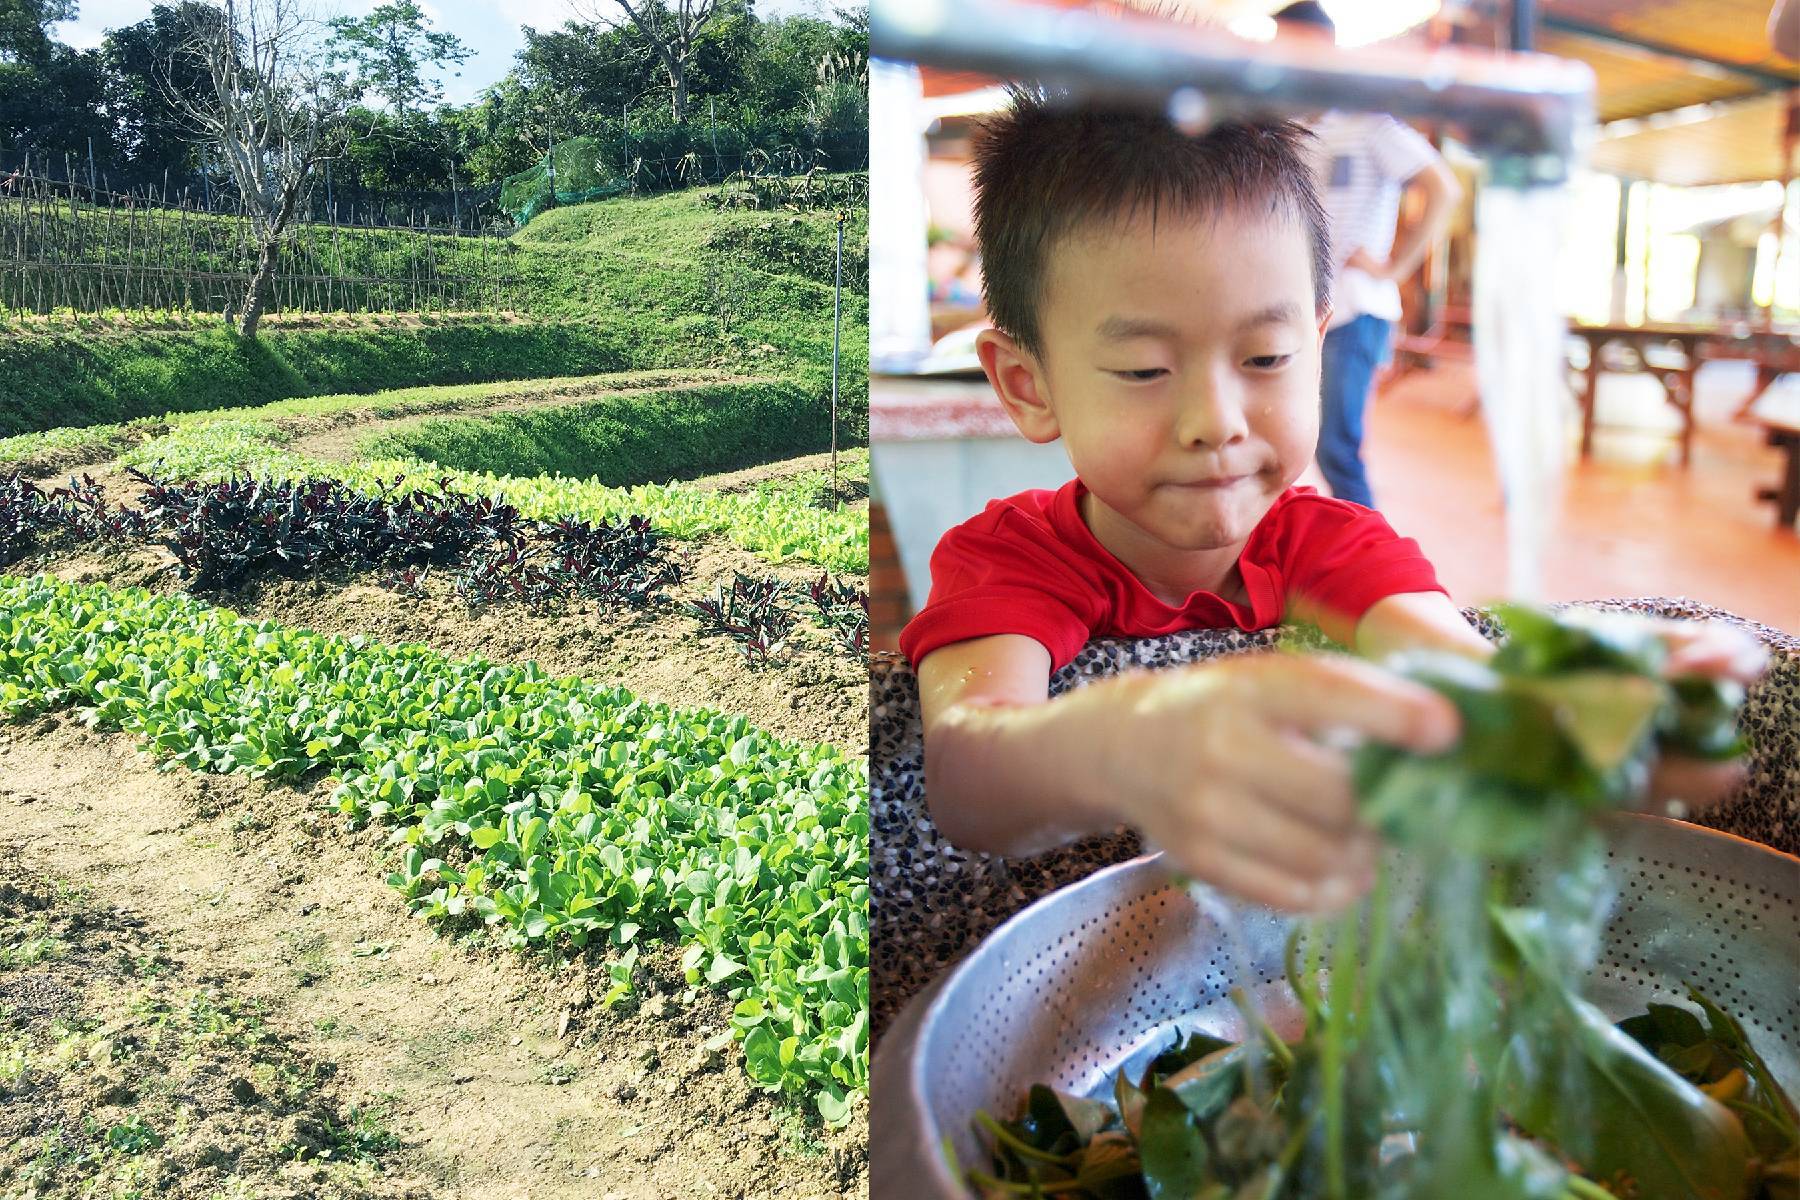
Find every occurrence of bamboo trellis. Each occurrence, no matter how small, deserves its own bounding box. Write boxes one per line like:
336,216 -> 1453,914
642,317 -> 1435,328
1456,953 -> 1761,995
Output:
0,171 -> 519,319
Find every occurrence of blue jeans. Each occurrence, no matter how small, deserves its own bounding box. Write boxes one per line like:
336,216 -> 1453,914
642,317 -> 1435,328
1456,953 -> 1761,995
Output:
1318,314 -> 1391,510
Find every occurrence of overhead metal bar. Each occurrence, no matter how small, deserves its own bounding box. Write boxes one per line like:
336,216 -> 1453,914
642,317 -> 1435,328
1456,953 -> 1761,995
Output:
874,0 -> 1596,184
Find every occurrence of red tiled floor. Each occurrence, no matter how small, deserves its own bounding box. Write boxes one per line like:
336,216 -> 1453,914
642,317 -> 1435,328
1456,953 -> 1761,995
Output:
1364,360 -> 1799,633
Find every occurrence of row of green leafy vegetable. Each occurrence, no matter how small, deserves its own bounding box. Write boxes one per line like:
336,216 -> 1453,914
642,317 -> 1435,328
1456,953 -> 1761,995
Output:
970,607 -> 1790,1198
0,574 -> 869,1124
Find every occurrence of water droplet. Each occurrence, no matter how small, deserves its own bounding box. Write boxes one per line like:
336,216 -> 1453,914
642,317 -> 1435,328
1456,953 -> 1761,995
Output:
1166,88 -> 1208,136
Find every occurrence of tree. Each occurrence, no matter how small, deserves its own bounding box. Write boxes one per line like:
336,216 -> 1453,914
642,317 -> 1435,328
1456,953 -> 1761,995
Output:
102,2 -> 222,181
0,42 -> 110,169
0,0 -> 76,65
326,0 -> 470,114
169,0 -> 352,337
576,0 -> 719,123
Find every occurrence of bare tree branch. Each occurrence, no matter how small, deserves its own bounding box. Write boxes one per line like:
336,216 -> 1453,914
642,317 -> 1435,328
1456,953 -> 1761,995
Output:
573,0 -> 718,122
163,0 -> 353,337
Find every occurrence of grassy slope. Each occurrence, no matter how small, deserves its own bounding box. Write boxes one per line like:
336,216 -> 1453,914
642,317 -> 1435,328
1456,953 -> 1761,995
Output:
509,189 -> 869,436
0,185 -> 869,441
0,369 -> 723,475
359,379 -> 834,486
0,318 -> 635,437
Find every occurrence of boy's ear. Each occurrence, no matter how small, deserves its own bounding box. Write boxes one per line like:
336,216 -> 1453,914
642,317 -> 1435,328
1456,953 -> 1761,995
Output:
1315,302 -> 1333,337
976,328 -> 1062,444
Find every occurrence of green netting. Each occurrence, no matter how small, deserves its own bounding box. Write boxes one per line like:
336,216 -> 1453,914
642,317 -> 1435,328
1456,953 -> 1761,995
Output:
500,137 -> 631,227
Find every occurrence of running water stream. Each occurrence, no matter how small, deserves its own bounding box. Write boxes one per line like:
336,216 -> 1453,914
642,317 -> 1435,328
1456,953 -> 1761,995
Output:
1472,181 -> 1576,601
1313,177 -> 1622,1197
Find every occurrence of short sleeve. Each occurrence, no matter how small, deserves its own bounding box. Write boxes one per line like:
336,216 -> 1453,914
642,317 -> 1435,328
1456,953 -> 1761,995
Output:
1369,117 -> 1438,184
898,507 -> 1098,670
1275,497 -> 1445,628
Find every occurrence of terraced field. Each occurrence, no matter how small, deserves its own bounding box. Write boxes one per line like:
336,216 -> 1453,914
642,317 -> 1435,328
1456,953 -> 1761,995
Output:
0,183 -> 869,1199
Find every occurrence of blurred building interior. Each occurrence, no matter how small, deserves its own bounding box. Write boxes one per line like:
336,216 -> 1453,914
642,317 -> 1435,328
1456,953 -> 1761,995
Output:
870,0 -> 1800,646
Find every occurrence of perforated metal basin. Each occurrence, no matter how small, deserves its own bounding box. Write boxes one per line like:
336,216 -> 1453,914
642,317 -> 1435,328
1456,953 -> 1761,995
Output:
872,815 -> 1800,1195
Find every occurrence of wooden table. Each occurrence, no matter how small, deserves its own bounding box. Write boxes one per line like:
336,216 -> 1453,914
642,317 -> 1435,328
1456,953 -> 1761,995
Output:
1569,321 -> 1800,468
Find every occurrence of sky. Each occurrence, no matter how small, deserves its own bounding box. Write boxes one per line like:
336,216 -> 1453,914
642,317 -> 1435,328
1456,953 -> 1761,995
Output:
53,0 -> 838,106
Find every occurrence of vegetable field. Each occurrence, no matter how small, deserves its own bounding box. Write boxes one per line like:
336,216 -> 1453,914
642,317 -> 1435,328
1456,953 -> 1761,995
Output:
0,576 -> 868,1116
0,177 -> 870,1198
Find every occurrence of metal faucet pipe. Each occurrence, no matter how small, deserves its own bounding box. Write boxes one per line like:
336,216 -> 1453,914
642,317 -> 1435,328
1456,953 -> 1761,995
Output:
872,0 -> 1595,187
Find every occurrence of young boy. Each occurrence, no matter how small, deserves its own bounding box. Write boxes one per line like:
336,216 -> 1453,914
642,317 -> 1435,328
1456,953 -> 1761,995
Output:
900,95 -> 1762,914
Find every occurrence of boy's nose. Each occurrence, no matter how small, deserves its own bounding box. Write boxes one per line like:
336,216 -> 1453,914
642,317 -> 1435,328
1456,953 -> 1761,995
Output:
1173,373 -> 1251,450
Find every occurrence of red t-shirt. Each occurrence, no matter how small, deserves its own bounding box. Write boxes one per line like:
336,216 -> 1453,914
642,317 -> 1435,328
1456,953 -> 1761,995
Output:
899,480 -> 1445,670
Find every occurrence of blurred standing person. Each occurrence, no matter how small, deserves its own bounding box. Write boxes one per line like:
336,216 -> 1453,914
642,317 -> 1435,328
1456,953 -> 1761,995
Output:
1274,2 -> 1463,510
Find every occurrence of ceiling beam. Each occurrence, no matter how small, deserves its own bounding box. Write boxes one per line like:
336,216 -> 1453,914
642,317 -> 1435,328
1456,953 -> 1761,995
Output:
1542,15 -> 1799,91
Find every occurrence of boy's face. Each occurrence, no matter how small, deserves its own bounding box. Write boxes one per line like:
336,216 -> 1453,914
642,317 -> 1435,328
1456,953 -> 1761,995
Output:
1029,205 -> 1325,557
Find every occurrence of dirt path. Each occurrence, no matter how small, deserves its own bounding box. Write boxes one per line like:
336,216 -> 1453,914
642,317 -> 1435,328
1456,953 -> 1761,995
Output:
684,452 -> 866,495
282,373 -> 761,465
12,370 -> 742,482
0,720 -> 866,1199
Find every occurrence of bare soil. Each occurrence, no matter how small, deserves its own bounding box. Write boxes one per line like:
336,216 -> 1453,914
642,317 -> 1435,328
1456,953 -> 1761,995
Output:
0,720 -> 867,1199
685,452 -> 868,497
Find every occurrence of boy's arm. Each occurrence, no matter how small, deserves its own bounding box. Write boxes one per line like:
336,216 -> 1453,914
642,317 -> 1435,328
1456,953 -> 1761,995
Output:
918,634 -> 1460,910
916,634 -> 1111,857
1289,588 -> 1490,660
1354,590 -> 1494,660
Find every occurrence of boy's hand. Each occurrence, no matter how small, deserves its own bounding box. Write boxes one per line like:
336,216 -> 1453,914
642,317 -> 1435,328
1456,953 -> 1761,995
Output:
1105,654 -> 1459,914
1645,619 -> 1769,813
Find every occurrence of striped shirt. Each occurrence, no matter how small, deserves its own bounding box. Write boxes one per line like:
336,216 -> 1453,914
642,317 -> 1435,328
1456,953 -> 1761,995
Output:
1310,111 -> 1439,330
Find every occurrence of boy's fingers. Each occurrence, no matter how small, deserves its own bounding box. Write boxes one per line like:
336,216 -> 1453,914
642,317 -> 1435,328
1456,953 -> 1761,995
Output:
1246,655 -> 1460,754
1208,788 -> 1364,880
1171,839 -> 1366,914
1663,628 -> 1768,683
1225,725 -> 1358,831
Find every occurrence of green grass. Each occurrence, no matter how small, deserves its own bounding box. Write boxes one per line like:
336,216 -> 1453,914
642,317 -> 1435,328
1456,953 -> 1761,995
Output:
0,318 -> 638,438
2,183 -> 868,443
359,378 -> 836,486
2,197 -> 507,313
0,368 -> 724,475
506,187 -> 868,436
0,574 -> 869,1122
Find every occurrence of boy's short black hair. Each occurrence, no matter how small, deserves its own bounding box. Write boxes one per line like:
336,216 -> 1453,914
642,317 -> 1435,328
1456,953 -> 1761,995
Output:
970,89 -> 1333,357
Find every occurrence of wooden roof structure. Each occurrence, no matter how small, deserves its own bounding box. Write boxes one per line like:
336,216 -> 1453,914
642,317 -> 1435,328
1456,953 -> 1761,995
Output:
1498,0 -> 1799,185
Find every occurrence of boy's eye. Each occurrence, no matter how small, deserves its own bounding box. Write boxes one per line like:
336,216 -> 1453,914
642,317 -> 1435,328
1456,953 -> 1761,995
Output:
1245,354 -> 1294,370
1110,368 -> 1169,382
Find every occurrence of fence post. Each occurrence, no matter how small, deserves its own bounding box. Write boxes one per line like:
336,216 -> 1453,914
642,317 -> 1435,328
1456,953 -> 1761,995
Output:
830,208 -> 844,506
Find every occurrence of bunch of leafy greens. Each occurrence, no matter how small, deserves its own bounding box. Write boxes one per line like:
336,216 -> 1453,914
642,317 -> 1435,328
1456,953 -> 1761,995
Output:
970,606 -> 1789,1198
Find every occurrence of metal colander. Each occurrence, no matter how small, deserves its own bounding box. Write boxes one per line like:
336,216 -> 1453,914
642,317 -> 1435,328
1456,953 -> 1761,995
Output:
872,815 -> 1800,1195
